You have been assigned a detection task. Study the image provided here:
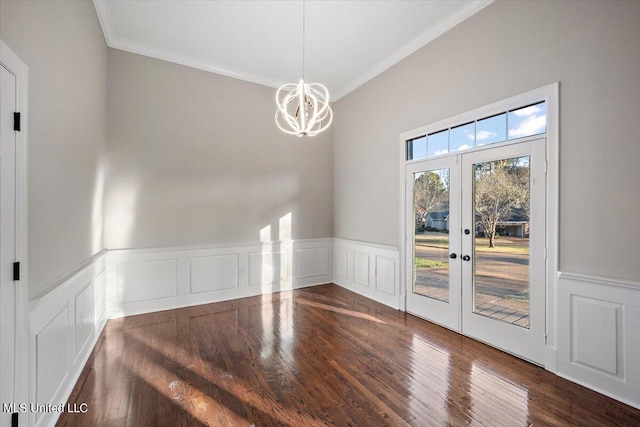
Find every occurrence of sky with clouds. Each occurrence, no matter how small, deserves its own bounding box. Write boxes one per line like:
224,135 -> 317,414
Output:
408,102 -> 546,161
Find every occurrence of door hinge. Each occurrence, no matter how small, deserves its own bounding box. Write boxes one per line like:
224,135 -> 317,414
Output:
12,412 -> 19,427
14,112 -> 21,131
545,333 -> 548,345
13,262 -> 20,281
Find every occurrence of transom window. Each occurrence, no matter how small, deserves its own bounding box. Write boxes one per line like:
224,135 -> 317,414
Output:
406,101 -> 546,161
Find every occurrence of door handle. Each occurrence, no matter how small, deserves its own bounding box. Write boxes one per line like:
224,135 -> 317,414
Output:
449,253 -> 457,259
462,255 -> 471,261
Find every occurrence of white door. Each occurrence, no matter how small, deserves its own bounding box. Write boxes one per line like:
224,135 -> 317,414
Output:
405,156 -> 461,331
406,139 -> 546,364
1,61 -> 18,423
460,139 -> 545,364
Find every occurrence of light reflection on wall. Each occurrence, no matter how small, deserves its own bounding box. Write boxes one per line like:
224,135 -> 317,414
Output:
91,161 -> 105,254
258,212 -> 294,294
279,212 -> 292,241
104,176 -> 140,249
260,225 -> 271,243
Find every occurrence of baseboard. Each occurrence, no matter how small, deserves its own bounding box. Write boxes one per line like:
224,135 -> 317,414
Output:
106,238 -> 333,319
555,272 -> 640,409
27,252 -> 107,427
544,346 -> 557,373
332,238 -> 400,309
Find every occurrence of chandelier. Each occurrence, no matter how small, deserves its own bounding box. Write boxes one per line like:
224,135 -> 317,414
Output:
275,0 -> 333,137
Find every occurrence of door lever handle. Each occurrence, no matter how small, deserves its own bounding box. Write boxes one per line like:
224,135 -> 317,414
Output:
462,255 -> 471,261
449,253 -> 457,259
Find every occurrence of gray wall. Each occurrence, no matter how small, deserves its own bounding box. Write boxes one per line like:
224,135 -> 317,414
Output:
334,0 -> 640,282
105,49 -> 333,250
0,0 -> 107,298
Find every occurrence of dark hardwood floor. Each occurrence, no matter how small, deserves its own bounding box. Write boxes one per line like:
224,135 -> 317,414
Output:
58,284 -> 640,426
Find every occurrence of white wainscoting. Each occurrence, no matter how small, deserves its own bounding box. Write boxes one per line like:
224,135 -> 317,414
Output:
332,238 -> 400,309
28,252 -> 107,427
106,239 -> 333,318
556,272 -> 640,409
25,241 -> 640,427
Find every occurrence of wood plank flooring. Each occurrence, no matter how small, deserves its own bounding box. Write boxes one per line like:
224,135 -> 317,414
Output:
58,284 -> 640,426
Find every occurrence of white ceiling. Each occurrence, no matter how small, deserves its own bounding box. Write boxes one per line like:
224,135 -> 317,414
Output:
93,0 -> 491,100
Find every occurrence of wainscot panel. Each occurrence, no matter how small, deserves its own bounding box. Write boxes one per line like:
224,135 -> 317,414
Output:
294,240 -> 332,287
106,239 -> 332,318
333,238 -> 400,309
189,254 -> 239,294
557,272 -> 640,409
28,252 -> 107,427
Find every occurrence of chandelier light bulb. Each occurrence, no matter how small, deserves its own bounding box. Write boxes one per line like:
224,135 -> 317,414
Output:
275,79 -> 333,137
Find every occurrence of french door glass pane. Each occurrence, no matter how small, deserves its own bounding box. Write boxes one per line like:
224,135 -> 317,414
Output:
472,156 -> 530,328
413,168 -> 450,302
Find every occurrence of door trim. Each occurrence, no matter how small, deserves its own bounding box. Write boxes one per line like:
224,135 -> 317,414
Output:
1,39 -> 29,411
398,83 -> 559,370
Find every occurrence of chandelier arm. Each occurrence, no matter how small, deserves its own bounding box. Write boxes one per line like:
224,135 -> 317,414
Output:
282,102 -> 303,131
308,84 -> 331,114
298,79 -> 307,131
275,111 -> 301,135
277,90 -> 298,120
277,86 -> 309,134
312,107 -> 333,135
305,88 -> 321,130
276,84 -> 297,107
309,83 -> 330,103
306,107 -> 332,137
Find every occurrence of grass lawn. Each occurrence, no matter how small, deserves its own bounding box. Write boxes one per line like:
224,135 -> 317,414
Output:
415,232 -> 529,255
415,258 -> 447,268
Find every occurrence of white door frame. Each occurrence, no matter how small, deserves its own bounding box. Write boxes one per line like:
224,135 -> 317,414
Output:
398,83 -> 559,370
1,38 -> 29,417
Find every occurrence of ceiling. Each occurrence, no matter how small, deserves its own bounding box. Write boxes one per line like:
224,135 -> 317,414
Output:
93,0 -> 491,100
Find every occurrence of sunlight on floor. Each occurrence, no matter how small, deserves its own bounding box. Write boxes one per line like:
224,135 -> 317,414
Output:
410,334 -> 451,424
297,298 -> 386,324
470,361 -> 529,424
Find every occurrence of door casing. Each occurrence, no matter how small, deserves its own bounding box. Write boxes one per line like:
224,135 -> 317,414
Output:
0,38 -> 29,421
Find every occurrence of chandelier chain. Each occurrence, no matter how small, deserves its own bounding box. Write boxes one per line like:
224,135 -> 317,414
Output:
302,0 -> 305,80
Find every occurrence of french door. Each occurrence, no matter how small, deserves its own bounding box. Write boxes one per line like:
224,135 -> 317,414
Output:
406,139 -> 545,364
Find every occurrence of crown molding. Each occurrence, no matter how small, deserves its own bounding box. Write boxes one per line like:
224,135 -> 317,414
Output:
92,0 -> 493,101
332,0 -> 493,100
